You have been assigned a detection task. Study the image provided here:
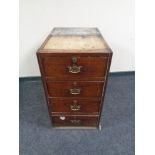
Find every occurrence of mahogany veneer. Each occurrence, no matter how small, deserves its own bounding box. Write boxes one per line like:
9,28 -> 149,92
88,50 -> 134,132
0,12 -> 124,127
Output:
37,27 -> 113,129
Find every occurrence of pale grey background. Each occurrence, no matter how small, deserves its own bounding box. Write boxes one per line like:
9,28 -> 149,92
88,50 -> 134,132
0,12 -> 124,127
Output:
19,0 -> 134,77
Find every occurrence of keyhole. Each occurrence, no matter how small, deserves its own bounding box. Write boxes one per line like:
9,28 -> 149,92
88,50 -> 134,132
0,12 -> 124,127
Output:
72,57 -> 77,64
73,81 -> 77,86
73,100 -> 78,104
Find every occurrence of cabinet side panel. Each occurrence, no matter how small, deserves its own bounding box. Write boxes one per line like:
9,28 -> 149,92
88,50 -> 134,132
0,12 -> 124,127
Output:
98,52 -> 113,126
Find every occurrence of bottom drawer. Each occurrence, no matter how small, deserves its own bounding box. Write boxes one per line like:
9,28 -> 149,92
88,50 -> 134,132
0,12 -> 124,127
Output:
51,115 -> 99,127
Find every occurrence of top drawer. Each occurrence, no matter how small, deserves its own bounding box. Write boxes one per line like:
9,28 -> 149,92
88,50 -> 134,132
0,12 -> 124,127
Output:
40,56 -> 108,80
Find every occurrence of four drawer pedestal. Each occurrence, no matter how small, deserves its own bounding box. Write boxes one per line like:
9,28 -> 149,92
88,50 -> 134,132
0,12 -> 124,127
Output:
37,28 -> 112,129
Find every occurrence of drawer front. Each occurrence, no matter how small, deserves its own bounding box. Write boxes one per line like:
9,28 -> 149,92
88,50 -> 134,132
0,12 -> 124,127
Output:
41,56 -> 108,79
46,81 -> 104,97
49,98 -> 101,113
51,115 -> 99,127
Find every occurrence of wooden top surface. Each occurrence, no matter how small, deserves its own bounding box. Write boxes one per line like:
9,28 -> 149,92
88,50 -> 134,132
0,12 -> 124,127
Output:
40,28 -> 111,53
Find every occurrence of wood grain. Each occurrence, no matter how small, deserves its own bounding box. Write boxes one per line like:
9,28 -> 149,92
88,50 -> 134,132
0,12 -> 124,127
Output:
49,97 -> 101,114
41,56 -> 108,80
46,81 -> 104,98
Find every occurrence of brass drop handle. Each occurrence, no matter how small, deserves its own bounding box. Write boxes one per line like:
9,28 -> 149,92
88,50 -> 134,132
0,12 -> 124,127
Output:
70,104 -> 81,111
70,88 -> 81,95
67,57 -> 82,74
70,119 -> 81,124
68,65 -> 82,74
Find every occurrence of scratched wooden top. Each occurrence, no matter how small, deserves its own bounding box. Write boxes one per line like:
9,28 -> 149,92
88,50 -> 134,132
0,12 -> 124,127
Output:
41,28 -> 111,52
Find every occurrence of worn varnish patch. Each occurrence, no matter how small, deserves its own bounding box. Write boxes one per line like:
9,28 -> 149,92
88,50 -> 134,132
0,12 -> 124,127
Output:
43,36 -> 106,50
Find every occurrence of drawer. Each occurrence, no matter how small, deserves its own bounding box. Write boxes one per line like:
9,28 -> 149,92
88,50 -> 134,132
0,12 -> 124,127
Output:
46,81 -> 104,97
41,56 -> 108,80
51,115 -> 99,127
49,98 -> 101,114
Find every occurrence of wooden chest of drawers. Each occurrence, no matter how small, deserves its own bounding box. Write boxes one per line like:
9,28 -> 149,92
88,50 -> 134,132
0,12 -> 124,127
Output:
37,28 -> 113,129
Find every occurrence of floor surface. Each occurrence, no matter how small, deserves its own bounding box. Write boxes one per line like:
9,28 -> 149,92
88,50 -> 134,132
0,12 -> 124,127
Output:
19,73 -> 135,155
